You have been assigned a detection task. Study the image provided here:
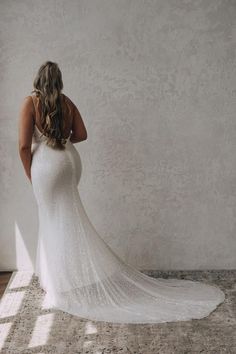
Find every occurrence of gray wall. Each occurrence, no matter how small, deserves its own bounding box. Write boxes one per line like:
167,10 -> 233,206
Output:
1,0 -> 236,271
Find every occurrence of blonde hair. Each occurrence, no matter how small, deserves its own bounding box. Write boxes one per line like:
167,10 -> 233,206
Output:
31,61 -> 70,150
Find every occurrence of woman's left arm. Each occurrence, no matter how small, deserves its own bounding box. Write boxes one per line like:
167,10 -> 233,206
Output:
18,96 -> 34,183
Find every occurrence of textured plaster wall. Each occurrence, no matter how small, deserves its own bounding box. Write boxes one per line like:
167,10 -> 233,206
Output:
0,0 -> 236,271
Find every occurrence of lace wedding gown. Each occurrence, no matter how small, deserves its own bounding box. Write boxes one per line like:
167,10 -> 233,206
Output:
31,124 -> 225,324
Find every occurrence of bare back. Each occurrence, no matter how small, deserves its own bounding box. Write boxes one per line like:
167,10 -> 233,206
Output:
31,93 -> 74,139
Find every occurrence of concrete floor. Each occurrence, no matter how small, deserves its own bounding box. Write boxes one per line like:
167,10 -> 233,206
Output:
0,270 -> 235,353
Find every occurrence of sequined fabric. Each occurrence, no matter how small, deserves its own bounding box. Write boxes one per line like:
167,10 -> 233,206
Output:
31,126 -> 225,323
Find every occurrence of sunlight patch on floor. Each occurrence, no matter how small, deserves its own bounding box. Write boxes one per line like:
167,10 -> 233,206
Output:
0,291 -> 25,318
28,313 -> 54,348
0,322 -> 12,351
8,271 -> 33,289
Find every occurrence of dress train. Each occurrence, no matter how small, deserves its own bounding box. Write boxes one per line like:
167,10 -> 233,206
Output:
31,124 -> 225,323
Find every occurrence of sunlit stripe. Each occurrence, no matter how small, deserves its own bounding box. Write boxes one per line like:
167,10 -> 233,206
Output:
0,291 -> 25,318
0,322 -> 12,351
8,271 -> 33,290
28,313 -> 54,348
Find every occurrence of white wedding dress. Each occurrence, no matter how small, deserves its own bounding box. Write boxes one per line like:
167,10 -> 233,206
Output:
31,124 -> 225,324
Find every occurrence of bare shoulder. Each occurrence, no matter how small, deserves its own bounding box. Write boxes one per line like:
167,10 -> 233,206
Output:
22,95 -> 33,104
19,95 -> 34,113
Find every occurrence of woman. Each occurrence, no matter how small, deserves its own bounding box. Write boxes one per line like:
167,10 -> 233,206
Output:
18,61 -> 225,323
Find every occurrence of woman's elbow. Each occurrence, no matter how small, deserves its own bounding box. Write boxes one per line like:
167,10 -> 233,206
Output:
70,131 -> 87,143
19,143 -> 31,153
79,129 -> 88,141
